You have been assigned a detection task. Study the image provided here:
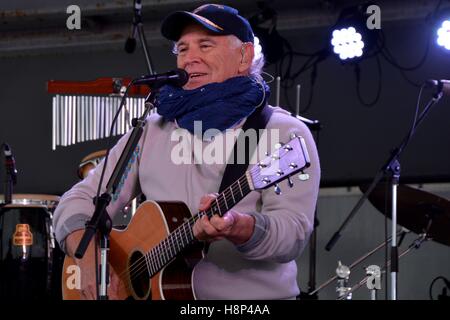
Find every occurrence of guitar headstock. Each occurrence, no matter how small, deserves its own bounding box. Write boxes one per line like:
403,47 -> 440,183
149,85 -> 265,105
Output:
249,135 -> 311,192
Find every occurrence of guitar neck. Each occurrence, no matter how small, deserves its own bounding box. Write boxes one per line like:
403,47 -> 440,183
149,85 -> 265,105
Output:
145,172 -> 253,276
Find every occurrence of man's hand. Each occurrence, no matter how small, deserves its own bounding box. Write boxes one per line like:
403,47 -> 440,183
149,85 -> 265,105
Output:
193,193 -> 255,245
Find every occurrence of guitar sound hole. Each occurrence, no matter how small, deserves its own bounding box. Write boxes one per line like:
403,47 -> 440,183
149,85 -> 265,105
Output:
129,251 -> 151,299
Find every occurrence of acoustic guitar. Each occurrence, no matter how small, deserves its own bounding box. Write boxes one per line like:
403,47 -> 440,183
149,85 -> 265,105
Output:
62,135 -> 311,300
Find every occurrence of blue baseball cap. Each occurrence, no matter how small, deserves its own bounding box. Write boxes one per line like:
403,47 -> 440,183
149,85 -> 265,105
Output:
161,4 -> 254,43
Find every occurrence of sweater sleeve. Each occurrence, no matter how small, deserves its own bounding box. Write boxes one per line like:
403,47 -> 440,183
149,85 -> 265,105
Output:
52,119 -> 151,252
235,107 -> 321,263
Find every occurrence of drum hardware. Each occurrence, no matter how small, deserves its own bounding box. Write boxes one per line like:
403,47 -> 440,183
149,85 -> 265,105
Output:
310,229 -> 408,298
337,233 -> 428,300
336,261 -> 352,300
77,149 -> 107,179
314,182 -> 449,300
361,183 -> 450,248
325,85 -> 445,300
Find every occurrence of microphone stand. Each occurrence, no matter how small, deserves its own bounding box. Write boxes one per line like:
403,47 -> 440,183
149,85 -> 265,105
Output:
74,86 -> 159,300
324,88 -> 444,300
133,0 -> 154,75
137,22 -> 154,75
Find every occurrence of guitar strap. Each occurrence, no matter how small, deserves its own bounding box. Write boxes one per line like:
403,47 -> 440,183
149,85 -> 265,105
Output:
218,104 -> 274,194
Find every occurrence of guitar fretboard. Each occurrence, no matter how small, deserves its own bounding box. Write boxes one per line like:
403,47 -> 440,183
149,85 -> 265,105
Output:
143,173 -> 253,277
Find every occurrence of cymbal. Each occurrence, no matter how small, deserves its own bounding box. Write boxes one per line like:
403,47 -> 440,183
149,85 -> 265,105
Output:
360,182 -> 450,247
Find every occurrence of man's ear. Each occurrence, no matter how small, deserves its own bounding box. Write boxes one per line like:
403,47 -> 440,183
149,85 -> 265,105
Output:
238,43 -> 255,73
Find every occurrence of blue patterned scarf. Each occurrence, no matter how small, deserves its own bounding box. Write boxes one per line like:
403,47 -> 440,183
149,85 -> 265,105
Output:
156,76 -> 270,135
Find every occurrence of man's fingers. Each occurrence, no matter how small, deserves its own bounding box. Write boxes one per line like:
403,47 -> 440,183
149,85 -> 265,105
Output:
198,193 -> 218,211
193,206 -> 237,242
200,214 -> 221,236
194,215 -> 219,240
199,198 -> 214,211
210,212 -> 235,232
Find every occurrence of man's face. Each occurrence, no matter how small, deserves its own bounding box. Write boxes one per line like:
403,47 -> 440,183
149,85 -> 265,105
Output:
176,24 -> 247,90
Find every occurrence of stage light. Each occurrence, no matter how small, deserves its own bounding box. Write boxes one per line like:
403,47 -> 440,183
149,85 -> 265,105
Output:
329,3 -> 380,63
331,27 -> 365,60
437,19 -> 450,50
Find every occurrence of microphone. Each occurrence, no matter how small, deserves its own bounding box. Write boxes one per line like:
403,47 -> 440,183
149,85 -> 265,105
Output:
132,68 -> 189,88
426,79 -> 450,96
124,0 -> 142,54
3,143 -> 17,185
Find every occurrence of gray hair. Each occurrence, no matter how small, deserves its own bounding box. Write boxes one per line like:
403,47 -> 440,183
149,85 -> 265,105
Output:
229,35 -> 265,82
171,35 -> 266,82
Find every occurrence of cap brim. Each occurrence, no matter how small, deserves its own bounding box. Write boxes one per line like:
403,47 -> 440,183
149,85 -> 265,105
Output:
161,11 -> 226,42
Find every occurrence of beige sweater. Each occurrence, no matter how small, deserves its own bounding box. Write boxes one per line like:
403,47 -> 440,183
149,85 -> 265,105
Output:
53,105 -> 321,299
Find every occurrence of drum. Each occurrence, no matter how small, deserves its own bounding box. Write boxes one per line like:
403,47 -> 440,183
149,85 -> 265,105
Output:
0,194 -> 63,300
77,149 -> 107,179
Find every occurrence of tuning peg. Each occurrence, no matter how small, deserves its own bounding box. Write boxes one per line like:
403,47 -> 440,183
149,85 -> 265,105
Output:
274,142 -> 283,149
283,144 -> 293,151
276,169 -> 284,176
274,184 -> 281,195
258,161 -> 267,168
263,177 -> 271,184
287,176 -> 294,188
289,162 -> 298,169
298,171 -> 310,181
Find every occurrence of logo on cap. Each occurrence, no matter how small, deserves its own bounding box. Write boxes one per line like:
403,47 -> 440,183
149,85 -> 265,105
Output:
190,13 -> 224,31
194,4 -> 225,13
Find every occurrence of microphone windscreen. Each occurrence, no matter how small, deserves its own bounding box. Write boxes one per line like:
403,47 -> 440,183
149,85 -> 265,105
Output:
172,68 -> 189,87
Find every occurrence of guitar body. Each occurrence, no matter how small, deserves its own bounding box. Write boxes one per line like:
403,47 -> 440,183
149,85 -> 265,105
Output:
62,200 -> 203,300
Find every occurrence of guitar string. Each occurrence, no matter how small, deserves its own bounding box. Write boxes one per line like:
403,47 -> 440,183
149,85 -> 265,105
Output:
119,173 -> 254,294
126,147 -> 293,279
122,153 -> 294,291
122,151 -> 296,291
121,172 -> 254,284
118,171 -> 255,287
120,150 -> 296,294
